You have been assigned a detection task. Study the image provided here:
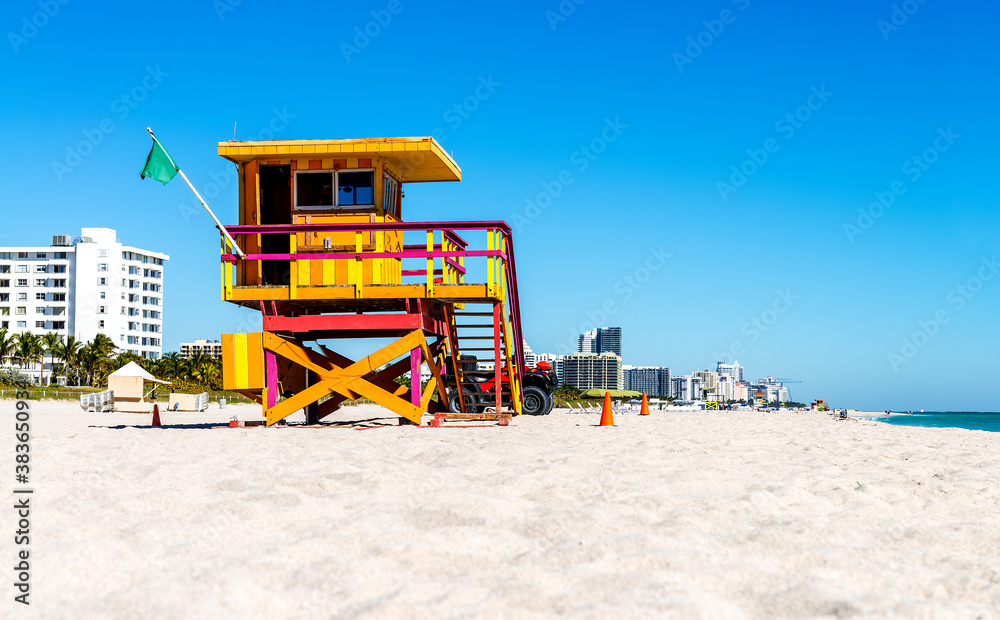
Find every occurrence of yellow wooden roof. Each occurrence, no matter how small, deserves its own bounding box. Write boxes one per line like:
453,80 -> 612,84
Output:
217,136 -> 461,183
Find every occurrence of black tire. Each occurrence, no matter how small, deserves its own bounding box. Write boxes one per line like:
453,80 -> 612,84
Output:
542,389 -> 555,415
448,386 -> 482,413
522,385 -> 549,415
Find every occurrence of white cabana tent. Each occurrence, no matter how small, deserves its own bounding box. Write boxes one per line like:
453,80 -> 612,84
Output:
108,361 -> 171,413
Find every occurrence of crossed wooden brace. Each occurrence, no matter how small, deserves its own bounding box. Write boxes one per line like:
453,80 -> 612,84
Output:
260,330 -> 449,426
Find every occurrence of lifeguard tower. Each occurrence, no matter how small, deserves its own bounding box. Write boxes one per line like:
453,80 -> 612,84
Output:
217,137 -> 524,426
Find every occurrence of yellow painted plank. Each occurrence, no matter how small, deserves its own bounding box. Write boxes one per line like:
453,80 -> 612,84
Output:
222,334 -> 235,389
349,379 -> 423,425
322,258 -> 335,285
230,288 -> 289,301
246,332 -> 263,388
263,333 -> 336,377
297,259 -> 310,288
265,381 -> 332,426
233,333 -> 248,389
227,283 -> 494,303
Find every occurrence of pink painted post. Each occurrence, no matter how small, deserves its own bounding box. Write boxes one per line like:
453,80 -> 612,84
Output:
265,350 -> 278,414
494,302 -> 502,412
410,347 -> 422,407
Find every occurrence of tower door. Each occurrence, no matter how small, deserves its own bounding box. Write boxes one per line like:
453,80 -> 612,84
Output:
258,165 -> 291,285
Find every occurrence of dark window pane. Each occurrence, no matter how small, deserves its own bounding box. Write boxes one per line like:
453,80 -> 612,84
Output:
338,171 -> 373,206
296,172 -> 334,207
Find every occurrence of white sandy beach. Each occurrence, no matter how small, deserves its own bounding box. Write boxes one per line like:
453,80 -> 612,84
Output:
3,399 -> 999,618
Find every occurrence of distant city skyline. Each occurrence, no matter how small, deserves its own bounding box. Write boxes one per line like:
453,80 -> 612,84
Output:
536,328 -> 796,402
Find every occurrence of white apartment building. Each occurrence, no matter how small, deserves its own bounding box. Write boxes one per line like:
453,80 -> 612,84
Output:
670,375 -> 692,400
717,360 -> 744,382
562,352 -> 623,390
523,340 -> 537,368
692,370 -> 720,390
671,374 -> 707,401
0,227 -> 168,360
180,339 -> 223,360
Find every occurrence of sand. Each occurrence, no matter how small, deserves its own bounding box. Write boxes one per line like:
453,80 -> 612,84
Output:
2,399 -> 999,619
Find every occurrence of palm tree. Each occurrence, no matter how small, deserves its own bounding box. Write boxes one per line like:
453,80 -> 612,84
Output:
186,352 -> 215,386
14,333 -> 44,385
114,351 -> 145,371
159,352 -> 183,380
77,345 -> 103,387
188,353 -> 218,386
41,332 -> 62,387
0,328 -> 14,369
58,335 -> 83,386
72,334 -> 118,387
91,333 -> 117,359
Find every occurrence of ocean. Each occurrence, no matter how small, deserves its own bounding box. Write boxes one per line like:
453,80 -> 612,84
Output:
871,412 -> 1000,433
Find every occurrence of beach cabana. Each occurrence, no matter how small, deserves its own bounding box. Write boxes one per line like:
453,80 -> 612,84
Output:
108,362 -> 171,413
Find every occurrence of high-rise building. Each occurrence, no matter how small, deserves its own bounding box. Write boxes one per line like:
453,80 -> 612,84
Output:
755,376 -> 791,403
718,375 -> 752,402
595,327 -> 622,358
624,365 -> 671,396
0,227 -> 168,361
534,352 -> 563,384
691,376 -> 705,400
180,339 -> 223,360
693,370 -> 719,390
577,329 -> 596,353
562,352 -> 622,390
671,375 -> 692,400
523,340 -> 537,368
733,382 -> 749,402
717,359 -> 744,382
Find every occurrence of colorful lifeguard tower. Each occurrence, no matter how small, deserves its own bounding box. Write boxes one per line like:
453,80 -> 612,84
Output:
217,137 -> 524,426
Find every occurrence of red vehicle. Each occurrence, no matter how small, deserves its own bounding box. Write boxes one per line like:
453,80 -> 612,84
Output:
445,359 -> 557,415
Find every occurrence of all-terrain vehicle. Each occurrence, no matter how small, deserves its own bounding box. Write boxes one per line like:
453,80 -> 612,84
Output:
444,357 -> 557,416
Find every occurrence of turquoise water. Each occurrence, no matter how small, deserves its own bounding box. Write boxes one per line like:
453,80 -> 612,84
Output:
872,412 -> 1000,432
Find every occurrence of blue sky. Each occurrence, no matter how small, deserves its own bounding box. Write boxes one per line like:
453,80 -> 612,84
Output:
1,0 -> 997,410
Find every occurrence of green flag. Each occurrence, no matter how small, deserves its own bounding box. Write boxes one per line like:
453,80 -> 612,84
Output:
140,138 -> 178,184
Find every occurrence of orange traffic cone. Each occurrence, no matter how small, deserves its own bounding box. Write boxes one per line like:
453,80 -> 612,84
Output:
640,392 -> 650,416
599,391 -> 614,426
151,404 -> 161,427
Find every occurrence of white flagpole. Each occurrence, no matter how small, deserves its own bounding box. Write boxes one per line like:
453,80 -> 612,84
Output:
145,128 -> 245,259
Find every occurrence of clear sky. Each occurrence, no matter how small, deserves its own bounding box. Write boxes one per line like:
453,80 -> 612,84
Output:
1,0 -> 997,411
